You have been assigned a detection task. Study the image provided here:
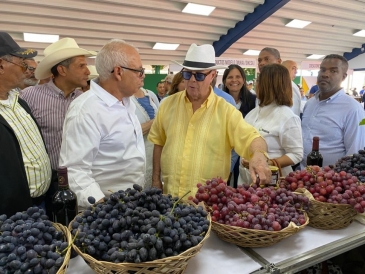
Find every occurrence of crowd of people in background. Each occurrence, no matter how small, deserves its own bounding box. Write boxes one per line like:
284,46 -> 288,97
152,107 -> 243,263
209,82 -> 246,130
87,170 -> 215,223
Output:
1,30 -> 365,220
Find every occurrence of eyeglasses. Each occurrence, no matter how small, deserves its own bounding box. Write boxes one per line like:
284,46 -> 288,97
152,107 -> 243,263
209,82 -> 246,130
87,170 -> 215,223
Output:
180,70 -> 213,82
26,65 -> 36,72
1,58 -> 28,73
111,66 -> 145,77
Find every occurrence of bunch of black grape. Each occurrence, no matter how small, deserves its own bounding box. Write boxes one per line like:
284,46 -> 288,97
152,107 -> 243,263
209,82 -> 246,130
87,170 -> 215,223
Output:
334,149 -> 365,183
70,184 -> 210,264
0,207 -> 68,274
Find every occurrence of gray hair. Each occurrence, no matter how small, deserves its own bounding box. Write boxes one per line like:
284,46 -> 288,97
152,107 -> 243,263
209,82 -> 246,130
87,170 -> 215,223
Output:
260,47 -> 281,59
96,39 -> 137,81
1,54 -> 15,61
50,57 -> 75,77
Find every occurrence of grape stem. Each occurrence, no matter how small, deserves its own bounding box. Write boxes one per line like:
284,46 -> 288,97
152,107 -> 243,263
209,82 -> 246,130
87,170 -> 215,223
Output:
60,230 -> 79,255
170,191 -> 191,214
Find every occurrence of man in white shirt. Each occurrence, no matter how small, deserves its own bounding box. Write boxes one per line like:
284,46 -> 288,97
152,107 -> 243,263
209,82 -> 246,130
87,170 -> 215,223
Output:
59,39 -> 146,208
258,48 -> 301,116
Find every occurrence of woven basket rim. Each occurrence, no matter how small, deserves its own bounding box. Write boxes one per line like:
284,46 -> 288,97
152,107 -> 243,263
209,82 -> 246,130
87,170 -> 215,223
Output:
53,222 -> 72,274
211,211 -> 309,234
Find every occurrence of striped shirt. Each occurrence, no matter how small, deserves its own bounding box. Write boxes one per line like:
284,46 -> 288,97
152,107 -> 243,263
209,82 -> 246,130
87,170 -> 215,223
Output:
0,91 -> 52,197
20,81 -> 83,169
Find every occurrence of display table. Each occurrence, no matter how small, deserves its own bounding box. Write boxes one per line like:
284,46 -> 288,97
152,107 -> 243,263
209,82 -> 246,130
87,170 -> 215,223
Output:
247,221 -> 365,274
66,232 -> 262,274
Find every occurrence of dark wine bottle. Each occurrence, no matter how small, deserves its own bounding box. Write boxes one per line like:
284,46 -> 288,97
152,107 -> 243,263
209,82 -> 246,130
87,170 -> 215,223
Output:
306,136 -> 323,167
52,166 -> 78,226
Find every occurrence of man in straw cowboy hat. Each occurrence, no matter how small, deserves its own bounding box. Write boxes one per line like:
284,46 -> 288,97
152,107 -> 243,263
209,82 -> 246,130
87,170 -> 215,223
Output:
20,37 -> 95,171
59,39 -> 146,208
148,43 -> 271,197
0,31 -> 52,216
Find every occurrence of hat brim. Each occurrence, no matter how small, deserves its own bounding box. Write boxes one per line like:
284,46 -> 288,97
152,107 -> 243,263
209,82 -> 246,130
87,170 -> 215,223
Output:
35,48 -> 96,80
11,47 -> 38,58
88,74 -> 99,81
171,60 -> 228,70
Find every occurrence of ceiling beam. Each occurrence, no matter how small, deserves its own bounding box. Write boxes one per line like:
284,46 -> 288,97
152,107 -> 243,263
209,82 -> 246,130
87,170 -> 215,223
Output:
213,0 -> 290,56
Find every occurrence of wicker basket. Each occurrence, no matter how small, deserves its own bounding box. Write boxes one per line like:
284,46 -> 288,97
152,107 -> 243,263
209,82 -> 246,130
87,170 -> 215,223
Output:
69,204 -> 211,274
211,212 -> 309,248
53,222 -> 72,274
296,188 -> 357,230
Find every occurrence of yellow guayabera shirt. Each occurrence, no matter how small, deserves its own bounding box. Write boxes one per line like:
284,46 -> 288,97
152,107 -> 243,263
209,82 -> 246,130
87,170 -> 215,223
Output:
0,91 -> 51,197
148,88 -> 261,198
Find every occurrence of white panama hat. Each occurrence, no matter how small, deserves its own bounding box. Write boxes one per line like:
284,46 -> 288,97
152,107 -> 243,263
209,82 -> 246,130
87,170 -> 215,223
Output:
35,38 -> 96,80
172,43 -> 227,70
87,65 -> 99,80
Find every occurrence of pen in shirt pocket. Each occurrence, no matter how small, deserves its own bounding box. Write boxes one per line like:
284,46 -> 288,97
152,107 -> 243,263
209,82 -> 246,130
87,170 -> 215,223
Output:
259,127 -> 270,134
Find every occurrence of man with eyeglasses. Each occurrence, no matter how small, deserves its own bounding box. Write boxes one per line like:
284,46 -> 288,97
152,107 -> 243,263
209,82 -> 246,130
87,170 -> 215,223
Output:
0,31 -> 52,216
59,39 -> 146,208
148,43 -> 271,198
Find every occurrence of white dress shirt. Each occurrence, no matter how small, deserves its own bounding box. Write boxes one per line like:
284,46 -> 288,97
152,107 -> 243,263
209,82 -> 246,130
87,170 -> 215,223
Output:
301,89 -> 365,168
291,81 -> 301,117
59,81 -> 146,208
243,103 -> 303,176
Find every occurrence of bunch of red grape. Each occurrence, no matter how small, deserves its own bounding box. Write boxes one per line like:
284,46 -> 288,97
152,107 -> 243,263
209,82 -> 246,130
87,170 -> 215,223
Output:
280,166 -> 365,213
189,178 -> 309,231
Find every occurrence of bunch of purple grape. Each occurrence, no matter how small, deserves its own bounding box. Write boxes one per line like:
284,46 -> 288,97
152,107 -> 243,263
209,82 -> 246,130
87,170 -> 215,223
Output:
0,207 -> 68,273
71,185 -> 210,264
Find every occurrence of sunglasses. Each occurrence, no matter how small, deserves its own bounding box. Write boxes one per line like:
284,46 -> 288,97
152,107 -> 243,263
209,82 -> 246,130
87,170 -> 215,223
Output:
111,66 -> 145,77
1,58 -> 28,73
180,70 -> 213,82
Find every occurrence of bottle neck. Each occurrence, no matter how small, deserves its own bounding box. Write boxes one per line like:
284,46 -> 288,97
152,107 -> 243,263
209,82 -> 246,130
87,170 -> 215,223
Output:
312,139 -> 319,151
58,174 -> 69,189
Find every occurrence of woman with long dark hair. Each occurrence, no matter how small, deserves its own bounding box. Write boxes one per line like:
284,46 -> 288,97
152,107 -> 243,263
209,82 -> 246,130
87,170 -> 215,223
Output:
222,65 -> 256,187
222,65 -> 256,117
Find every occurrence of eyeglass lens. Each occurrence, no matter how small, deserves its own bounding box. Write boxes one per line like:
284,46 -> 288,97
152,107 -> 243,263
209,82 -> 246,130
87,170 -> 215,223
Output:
1,59 -> 27,73
181,71 -> 206,81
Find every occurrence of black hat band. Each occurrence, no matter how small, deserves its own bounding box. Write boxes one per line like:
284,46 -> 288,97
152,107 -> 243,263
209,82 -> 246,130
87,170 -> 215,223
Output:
182,60 -> 216,68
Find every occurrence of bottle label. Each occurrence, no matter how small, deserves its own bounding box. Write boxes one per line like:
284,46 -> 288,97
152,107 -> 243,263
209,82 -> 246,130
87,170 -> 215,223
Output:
58,175 -> 68,187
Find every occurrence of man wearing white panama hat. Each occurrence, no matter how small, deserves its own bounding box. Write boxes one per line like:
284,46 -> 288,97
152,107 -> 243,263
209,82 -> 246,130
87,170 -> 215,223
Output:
148,43 -> 271,198
20,38 -> 95,171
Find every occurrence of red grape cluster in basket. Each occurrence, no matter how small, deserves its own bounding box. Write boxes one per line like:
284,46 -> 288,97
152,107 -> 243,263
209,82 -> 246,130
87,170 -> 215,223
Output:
280,166 -> 365,213
189,178 -> 309,231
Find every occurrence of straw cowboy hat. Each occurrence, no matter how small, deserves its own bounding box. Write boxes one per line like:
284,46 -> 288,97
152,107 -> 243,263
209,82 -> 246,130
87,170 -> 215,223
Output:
172,43 -> 227,70
35,38 -> 96,80
87,65 -> 99,81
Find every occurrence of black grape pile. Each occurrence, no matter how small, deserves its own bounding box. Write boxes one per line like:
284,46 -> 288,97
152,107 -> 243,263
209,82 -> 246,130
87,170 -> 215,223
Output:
334,149 -> 365,183
0,207 -> 68,274
190,178 -> 309,231
70,184 -> 210,263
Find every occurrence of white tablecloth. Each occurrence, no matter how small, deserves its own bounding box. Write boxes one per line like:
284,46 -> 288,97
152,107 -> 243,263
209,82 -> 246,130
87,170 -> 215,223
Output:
252,221 -> 365,265
67,232 -> 262,274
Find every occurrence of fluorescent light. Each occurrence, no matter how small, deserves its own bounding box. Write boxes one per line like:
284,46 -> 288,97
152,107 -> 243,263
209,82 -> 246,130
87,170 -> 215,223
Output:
153,43 -> 179,50
307,54 -> 325,59
285,19 -> 311,29
23,33 -> 59,43
353,30 -> 365,37
182,3 -> 215,16
243,50 -> 260,56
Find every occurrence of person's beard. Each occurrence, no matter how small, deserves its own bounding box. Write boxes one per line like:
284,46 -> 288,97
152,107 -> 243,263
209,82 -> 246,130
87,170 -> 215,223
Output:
23,78 -> 39,87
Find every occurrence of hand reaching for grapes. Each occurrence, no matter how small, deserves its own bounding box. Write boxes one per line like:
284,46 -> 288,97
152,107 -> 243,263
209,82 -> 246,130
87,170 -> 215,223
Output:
248,152 -> 271,185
